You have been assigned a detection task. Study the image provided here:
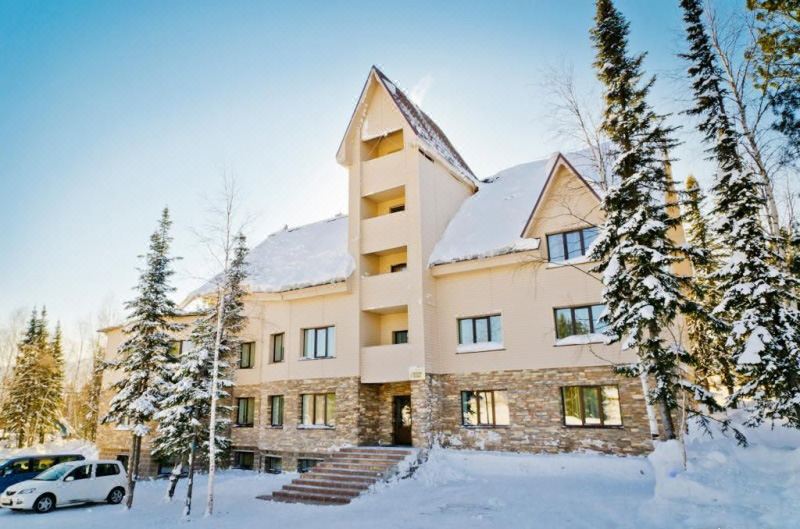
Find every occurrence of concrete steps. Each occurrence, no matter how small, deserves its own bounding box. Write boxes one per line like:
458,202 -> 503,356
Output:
258,446 -> 413,505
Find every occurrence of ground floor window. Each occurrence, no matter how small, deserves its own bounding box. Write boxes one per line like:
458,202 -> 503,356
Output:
461,390 -> 510,426
297,458 -> 321,473
236,397 -> 256,427
561,385 -> 622,427
270,395 -> 284,427
233,451 -> 255,470
157,459 -> 175,475
116,454 -> 129,471
301,393 -> 335,426
264,456 -> 282,474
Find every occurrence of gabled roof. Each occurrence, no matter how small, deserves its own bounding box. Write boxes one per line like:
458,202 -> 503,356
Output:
187,215 -> 355,302
429,150 -> 604,267
336,66 -> 478,186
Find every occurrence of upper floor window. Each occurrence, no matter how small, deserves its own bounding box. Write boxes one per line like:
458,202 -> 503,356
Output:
547,227 -> 599,263
239,342 -> 255,369
301,393 -> 335,427
458,315 -> 503,346
303,326 -> 335,359
390,263 -> 407,273
236,397 -> 255,427
461,390 -> 510,427
389,204 -> 405,213
272,333 -> 285,363
393,330 -> 408,344
554,304 -> 606,341
562,385 -> 622,427
169,340 -> 192,359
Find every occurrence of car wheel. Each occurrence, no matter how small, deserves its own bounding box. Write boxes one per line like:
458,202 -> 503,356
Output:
107,487 -> 125,505
33,493 -> 56,514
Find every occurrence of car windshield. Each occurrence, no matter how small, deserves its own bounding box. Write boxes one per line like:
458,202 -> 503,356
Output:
33,463 -> 74,481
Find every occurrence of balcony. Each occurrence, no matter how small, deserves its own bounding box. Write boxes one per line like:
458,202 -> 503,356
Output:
361,211 -> 407,255
362,150 -> 406,198
361,270 -> 409,313
361,343 -> 414,383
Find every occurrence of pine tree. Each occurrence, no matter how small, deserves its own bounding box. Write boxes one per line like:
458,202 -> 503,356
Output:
681,0 -> 800,427
102,208 -> 183,508
1,310 -> 40,447
590,0 -> 696,439
683,175 -> 734,394
34,321 -> 64,443
78,343 -> 105,442
205,232 -> 248,516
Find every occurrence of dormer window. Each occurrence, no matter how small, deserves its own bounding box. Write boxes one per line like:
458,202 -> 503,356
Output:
546,227 -> 599,263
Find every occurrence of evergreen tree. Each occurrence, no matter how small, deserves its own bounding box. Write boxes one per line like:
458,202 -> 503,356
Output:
683,175 -> 734,394
590,0 -> 692,439
78,343 -> 105,442
748,0 -> 800,159
1,310 -> 40,447
34,321 -> 64,443
681,0 -> 800,427
102,208 -> 183,508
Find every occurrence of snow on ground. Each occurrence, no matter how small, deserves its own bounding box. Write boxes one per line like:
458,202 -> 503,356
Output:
1,419 -> 797,529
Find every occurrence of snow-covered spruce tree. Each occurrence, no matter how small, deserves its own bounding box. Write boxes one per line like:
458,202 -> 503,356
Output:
0,309 -> 41,447
205,232 -> 248,517
102,208 -> 183,509
681,0 -> 800,427
33,321 -> 65,444
682,176 -> 735,394
78,343 -> 105,442
590,0 -> 698,440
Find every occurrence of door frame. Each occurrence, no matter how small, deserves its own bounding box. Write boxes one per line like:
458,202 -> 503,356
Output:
392,395 -> 412,446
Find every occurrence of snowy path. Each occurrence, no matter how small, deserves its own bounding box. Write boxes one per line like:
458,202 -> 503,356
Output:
1,424 -> 797,529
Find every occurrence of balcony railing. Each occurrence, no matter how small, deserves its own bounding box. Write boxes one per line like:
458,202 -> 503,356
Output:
361,343 -> 414,383
361,211 -> 407,255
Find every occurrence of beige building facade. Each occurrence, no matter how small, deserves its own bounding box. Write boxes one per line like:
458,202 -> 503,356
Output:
98,66 -> 672,475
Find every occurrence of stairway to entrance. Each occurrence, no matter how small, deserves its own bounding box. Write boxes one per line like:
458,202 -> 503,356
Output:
257,446 -> 414,505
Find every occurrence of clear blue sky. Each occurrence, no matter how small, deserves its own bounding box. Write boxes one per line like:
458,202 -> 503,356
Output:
0,0 -> 719,336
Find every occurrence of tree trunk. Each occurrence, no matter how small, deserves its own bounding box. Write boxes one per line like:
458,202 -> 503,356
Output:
125,434 -> 142,509
165,458 -> 184,501
183,436 -> 196,519
658,398 -> 676,440
205,288 -> 225,517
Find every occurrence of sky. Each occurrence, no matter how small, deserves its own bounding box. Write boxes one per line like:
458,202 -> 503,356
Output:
0,0 -> 723,344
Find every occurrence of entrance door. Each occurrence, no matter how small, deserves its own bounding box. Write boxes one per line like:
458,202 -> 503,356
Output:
393,395 -> 412,446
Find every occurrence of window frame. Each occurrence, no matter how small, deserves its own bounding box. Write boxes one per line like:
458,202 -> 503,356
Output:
546,226 -> 599,263
560,385 -> 623,428
460,389 -> 510,427
235,397 -> 256,427
239,342 -> 255,369
297,458 -> 322,473
300,392 -> 335,427
302,326 -> 335,359
270,395 -> 284,427
389,204 -> 406,214
392,330 -> 409,345
390,263 -> 407,273
271,333 -> 285,363
232,451 -> 255,470
457,314 -> 503,345
263,456 -> 282,474
553,304 -> 606,339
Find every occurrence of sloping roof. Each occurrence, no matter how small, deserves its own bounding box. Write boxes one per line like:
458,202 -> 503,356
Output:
370,67 -> 478,185
189,215 -> 355,301
429,150 -> 604,266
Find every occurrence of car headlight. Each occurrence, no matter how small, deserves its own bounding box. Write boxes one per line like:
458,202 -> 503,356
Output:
17,488 -> 36,495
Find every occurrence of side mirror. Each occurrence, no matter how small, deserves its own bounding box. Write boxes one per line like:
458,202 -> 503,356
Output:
64,476 -> 74,482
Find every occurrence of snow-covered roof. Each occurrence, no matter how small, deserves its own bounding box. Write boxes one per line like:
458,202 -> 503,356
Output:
189,215 -> 355,301
428,150 -> 605,267
371,67 -> 478,186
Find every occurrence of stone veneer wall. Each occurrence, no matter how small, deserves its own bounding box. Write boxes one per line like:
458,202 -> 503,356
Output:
428,366 -> 654,456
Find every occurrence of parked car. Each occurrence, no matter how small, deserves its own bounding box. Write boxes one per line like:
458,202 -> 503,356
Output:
0,454 -> 85,494
0,459 -> 127,513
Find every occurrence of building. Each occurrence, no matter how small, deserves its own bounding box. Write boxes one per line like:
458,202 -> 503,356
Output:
97,66 -> 676,476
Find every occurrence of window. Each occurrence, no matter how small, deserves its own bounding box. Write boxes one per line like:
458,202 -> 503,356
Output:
236,397 -> 255,427
272,333 -> 285,363
562,385 -> 622,427
390,263 -> 407,273
239,342 -> 255,369
303,326 -> 335,359
66,464 -> 92,481
168,340 -> 182,359
461,390 -> 510,426
115,455 -> 129,471
297,459 -> 321,473
157,459 -> 175,475
547,227 -> 599,263
301,393 -> 335,426
270,395 -> 284,427
554,304 -> 607,339
393,330 -> 409,344
233,451 -> 254,470
389,204 -> 406,213
96,463 -> 121,477
458,315 -> 503,345
7,459 -> 31,475
264,456 -> 282,474
33,457 -> 56,471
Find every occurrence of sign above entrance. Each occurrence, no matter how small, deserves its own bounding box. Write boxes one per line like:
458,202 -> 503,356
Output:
408,366 -> 425,381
